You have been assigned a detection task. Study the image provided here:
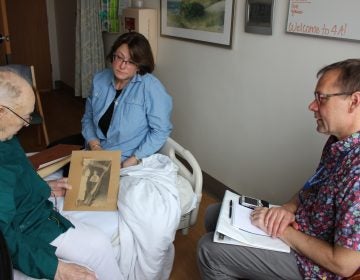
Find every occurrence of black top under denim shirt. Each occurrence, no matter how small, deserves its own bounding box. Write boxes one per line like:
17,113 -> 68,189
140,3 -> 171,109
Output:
99,89 -> 122,136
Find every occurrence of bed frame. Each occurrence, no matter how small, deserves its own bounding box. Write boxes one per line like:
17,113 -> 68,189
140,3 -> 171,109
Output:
159,137 -> 203,235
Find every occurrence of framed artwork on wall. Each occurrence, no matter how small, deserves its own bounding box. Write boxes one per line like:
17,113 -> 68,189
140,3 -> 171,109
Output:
245,0 -> 274,35
160,0 -> 235,48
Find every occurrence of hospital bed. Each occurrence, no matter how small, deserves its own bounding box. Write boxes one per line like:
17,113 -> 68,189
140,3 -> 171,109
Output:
159,137 -> 203,234
11,137 -> 203,279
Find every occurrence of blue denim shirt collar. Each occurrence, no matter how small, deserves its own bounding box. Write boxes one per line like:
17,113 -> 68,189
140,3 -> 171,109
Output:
110,72 -> 144,90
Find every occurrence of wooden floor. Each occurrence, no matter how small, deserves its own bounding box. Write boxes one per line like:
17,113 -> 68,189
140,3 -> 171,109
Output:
18,89 -> 220,280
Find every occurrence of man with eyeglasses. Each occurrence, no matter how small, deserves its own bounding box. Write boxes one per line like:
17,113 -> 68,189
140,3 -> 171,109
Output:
0,76 -> 34,139
0,70 -> 123,279
197,58 -> 360,279
1,105 -> 32,127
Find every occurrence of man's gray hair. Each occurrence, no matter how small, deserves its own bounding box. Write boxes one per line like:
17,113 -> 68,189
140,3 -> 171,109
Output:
0,70 -> 23,107
317,58 -> 360,93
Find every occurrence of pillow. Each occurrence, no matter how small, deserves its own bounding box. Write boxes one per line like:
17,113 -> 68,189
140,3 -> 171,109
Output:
176,175 -> 197,215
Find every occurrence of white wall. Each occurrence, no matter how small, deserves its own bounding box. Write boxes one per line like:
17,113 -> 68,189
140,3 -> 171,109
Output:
148,0 -> 360,204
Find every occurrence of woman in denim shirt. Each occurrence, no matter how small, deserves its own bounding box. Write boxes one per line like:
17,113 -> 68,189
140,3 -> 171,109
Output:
82,32 -> 173,168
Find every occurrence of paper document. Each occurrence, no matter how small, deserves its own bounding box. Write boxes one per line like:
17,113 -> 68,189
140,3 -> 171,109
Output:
232,203 -> 269,236
213,190 -> 290,253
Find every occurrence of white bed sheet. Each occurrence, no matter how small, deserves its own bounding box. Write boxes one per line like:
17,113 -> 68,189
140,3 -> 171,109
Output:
46,173 -> 197,241
13,158 -> 196,280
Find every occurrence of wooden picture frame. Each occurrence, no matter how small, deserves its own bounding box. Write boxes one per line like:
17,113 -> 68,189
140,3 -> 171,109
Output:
160,0 -> 235,48
63,150 -> 121,211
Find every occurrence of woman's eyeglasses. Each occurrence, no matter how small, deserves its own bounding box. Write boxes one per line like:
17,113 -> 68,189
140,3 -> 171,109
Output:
112,54 -> 137,67
1,105 -> 32,127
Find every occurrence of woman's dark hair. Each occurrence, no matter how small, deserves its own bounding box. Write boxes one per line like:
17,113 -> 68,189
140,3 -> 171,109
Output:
107,31 -> 154,75
317,58 -> 360,93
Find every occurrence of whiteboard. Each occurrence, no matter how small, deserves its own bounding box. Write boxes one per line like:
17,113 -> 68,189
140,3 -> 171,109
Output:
286,0 -> 360,41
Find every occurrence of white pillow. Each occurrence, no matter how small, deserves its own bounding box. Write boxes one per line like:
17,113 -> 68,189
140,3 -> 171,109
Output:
176,175 -> 197,215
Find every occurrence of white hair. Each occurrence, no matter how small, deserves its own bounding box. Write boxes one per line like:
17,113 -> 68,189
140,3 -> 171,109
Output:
0,71 -> 26,108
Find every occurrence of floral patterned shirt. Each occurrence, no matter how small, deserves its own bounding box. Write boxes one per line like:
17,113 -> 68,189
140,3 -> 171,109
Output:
295,132 -> 360,280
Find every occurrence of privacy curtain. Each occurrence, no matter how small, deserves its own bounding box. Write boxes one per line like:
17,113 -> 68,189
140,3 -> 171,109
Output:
75,0 -> 105,98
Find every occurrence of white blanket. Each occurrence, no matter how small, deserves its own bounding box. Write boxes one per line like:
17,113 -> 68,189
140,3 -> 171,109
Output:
14,154 -> 181,280
118,154 -> 181,280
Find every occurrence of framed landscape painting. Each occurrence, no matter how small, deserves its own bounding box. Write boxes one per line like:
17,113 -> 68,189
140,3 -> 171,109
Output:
161,0 -> 235,47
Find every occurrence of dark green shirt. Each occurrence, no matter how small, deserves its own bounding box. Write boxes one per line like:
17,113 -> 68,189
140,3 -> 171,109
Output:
0,137 -> 73,279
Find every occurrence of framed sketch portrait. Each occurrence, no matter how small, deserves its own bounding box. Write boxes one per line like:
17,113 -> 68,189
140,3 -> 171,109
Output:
63,150 -> 121,211
161,0 -> 235,47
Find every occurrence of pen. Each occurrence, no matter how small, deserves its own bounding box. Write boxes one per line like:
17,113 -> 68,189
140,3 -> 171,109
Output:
229,200 -> 232,219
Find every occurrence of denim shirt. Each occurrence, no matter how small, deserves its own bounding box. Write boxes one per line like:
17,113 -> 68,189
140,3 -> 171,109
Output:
82,69 -> 173,161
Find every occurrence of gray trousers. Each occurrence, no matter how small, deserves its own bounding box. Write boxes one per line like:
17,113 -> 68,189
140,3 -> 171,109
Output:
197,203 -> 303,280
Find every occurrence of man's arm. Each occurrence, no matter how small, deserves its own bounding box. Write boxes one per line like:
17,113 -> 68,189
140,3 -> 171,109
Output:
255,192 -> 300,237
281,226 -> 360,277
281,193 -> 300,213
252,191 -> 360,277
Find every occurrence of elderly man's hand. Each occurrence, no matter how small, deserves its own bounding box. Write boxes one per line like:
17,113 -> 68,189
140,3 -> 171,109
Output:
48,178 -> 72,197
250,206 -> 298,238
54,261 -> 97,280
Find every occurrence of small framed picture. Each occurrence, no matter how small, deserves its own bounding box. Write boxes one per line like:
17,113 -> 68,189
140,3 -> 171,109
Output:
245,0 -> 275,35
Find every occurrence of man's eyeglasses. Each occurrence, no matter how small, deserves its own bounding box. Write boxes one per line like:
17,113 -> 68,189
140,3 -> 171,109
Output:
112,54 -> 137,67
1,105 -> 32,127
314,91 -> 354,103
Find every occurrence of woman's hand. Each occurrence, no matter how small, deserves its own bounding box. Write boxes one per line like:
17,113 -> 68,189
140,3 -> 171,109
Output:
88,140 -> 102,151
48,178 -> 72,197
250,206 -> 298,238
121,156 -> 140,168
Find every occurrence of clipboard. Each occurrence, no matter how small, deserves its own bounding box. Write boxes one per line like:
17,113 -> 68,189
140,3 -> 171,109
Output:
213,190 -> 290,253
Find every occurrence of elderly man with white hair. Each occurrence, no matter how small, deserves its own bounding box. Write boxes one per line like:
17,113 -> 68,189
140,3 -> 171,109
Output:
0,70 -> 122,280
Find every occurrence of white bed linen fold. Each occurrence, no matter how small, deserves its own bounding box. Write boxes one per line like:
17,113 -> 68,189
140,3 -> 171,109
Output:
118,154 -> 181,280
14,154 -> 181,280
